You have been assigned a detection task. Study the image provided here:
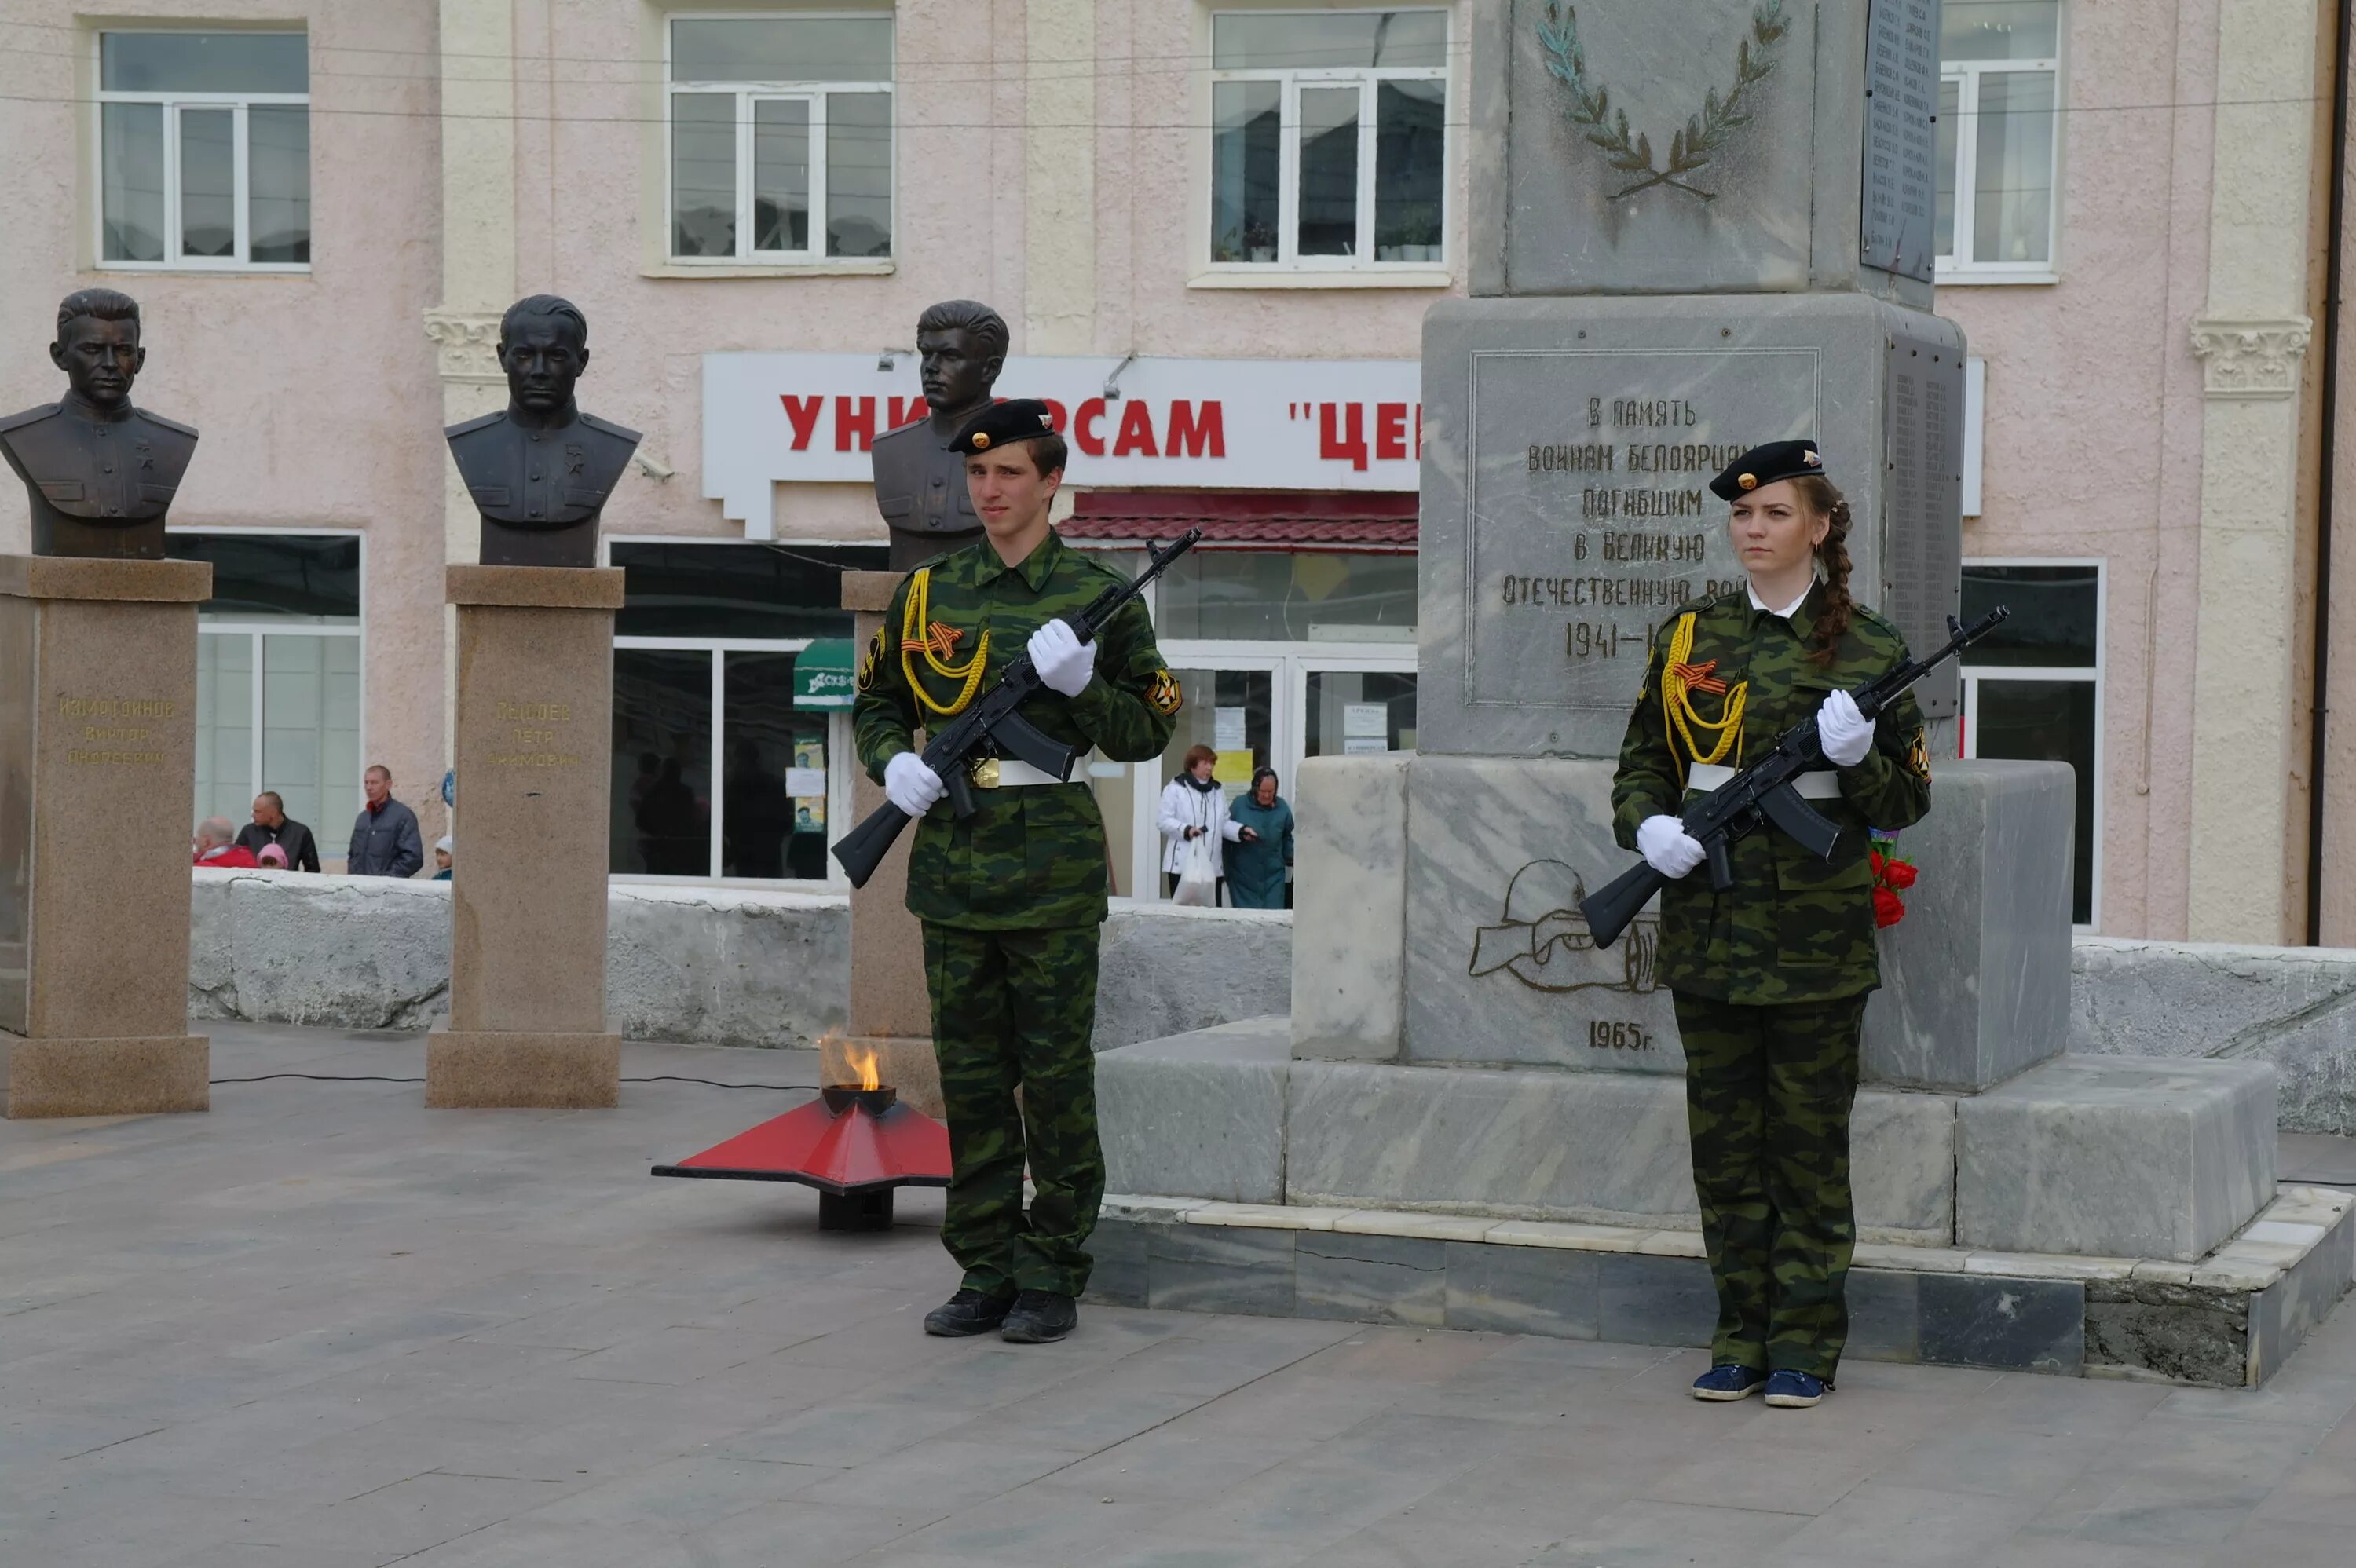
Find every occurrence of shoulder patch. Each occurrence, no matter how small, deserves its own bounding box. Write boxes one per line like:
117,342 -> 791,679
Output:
138,408 -> 199,439
1146,669 -> 1183,716
444,409 -> 505,439
0,403 -> 60,437
575,411 -> 643,444
1906,726 -> 1932,781
855,624 -> 889,693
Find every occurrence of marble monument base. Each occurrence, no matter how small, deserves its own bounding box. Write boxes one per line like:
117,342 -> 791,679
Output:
2,1034 -> 208,1117
0,554 -> 212,1118
435,565 -> 624,1109
425,1024 -> 621,1109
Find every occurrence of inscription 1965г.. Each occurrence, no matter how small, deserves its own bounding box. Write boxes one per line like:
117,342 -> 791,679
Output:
57,695 -> 174,766
490,699 -> 580,768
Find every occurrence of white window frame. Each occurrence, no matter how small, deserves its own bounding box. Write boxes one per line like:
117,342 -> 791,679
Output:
1204,7 -> 1451,274
93,31 -> 310,273
1936,20 -> 2062,283
663,12 -> 895,265
170,528 -> 367,852
1958,557 -> 2102,930
604,534 -> 877,890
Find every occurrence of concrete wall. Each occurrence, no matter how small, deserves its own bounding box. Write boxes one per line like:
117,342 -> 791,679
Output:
186,868 -> 1291,1051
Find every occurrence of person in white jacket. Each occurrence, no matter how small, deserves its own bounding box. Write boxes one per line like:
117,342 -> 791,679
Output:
1158,744 -> 1247,903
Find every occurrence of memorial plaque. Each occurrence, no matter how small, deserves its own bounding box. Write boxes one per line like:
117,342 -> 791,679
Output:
1882,327 -> 1966,718
1860,0 -> 1940,283
1421,294 -> 1964,756
1462,347 -> 1816,721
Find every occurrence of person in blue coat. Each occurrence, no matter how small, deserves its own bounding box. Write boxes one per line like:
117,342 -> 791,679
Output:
1225,767 -> 1294,909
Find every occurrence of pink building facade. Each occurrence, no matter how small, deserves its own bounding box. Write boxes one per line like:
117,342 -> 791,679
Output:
0,0 -> 2342,940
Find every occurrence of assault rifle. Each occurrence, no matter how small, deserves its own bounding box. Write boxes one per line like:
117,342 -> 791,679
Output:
831,528 -> 1203,890
1579,605 -> 2010,949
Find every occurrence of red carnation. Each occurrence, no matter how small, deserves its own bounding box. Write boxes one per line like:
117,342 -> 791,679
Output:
1881,857 -> 1918,890
1872,886 -> 1907,927
1869,848 -> 1886,877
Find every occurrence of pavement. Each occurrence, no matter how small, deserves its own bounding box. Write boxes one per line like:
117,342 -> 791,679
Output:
5,1022 -> 2356,1568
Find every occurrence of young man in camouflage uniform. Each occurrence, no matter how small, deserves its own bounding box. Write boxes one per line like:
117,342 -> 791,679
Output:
1610,440 -> 1932,1409
853,398 -> 1181,1344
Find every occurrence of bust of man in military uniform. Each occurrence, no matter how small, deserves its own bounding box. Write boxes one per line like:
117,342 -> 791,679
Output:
0,288 -> 199,559
444,294 -> 641,568
870,299 -> 1008,572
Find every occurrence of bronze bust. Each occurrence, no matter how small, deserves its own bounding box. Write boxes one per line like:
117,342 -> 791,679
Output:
445,295 -> 641,568
0,289 -> 199,560
871,299 -> 1007,571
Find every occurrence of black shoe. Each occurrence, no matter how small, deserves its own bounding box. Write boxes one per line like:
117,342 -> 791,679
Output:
924,1288 -> 1014,1337
1000,1289 -> 1078,1343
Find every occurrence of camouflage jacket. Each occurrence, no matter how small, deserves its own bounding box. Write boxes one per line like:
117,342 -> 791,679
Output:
1610,584 -> 1933,1005
853,528 -> 1180,931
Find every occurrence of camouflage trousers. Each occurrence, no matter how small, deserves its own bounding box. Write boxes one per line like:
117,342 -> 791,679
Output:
922,921 -> 1105,1298
1671,989 -> 1869,1381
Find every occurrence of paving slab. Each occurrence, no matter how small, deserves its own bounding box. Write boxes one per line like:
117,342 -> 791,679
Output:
3,1024 -> 2355,1567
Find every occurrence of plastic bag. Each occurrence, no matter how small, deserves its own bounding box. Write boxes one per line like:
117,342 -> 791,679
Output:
1172,833 -> 1219,907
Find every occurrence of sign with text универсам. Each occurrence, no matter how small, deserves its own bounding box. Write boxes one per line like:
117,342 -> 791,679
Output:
1860,0 -> 1939,283
1461,347 -> 1820,716
701,354 -> 1424,533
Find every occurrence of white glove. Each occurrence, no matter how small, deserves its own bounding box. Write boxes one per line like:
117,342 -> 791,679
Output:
884,751 -> 946,817
1816,689 -> 1875,769
1029,618 -> 1097,699
1637,814 -> 1707,879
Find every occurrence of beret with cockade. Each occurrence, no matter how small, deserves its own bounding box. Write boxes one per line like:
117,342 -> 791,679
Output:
1707,438 -> 1828,502
949,397 -> 1059,455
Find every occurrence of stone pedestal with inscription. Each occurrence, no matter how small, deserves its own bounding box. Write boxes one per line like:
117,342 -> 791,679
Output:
1088,2 -> 2318,1370
831,570 -> 946,1120
426,565 -> 623,1109
0,555 -> 212,1117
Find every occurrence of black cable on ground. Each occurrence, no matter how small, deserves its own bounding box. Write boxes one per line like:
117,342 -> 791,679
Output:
207,1073 -> 819,1091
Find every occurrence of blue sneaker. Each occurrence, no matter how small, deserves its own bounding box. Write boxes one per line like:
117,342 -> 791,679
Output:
1764,1369 -> 1829,1408
1690,1365 -> 1767,1402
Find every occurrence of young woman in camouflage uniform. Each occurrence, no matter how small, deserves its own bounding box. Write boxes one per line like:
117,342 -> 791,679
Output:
854,399 -> 1182,1346
1609,440 -> 1933,1409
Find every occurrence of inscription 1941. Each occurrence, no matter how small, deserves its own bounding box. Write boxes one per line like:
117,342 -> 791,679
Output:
1465,348 -> 1816,713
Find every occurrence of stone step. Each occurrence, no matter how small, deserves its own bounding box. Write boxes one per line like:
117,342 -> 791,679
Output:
1087,1186 -> 2356,1388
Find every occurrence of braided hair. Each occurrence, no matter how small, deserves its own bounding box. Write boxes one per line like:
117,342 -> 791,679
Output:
1788,474 -> 1854,663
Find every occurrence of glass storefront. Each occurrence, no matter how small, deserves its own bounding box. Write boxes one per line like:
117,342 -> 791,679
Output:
608,541 -> 884,883
174,531 -> 363,857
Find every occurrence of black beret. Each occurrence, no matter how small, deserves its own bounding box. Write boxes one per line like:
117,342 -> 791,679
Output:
950,398 -> 1059,455
1707,439 -> 1827,502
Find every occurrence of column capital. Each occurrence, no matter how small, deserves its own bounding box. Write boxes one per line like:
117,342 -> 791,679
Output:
423,309 -> 504,386
2190,316 -> 2313,400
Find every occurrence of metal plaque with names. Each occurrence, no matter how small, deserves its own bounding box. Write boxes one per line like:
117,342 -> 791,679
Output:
1860,0 -> 1939,283
1462,347 -> 1820,716
1881,327 -> 1966,718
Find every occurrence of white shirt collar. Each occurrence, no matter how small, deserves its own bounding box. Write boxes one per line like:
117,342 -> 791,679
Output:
1747,579 -> 1813,620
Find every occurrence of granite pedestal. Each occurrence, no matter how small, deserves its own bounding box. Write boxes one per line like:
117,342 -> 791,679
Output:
0,554 -> 211,1117
426,565 -> 624,1109
832,570 -> 946,1120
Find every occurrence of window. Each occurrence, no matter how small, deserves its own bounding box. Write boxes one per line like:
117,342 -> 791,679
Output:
170,532 -> 362,857
666,14 -> 895,262
1959,562 -> 2101,925
609,541 -> 886,882
97,31 -> 311,269
1208,9 -> 1448,270
1937,0 -> 2060,278
1152,550 -> 1418,641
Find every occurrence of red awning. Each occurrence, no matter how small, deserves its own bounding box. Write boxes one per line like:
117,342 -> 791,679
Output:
1063,490 -> 1418,550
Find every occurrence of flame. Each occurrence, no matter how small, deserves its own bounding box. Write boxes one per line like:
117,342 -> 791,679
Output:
845,1042 -> 880,1092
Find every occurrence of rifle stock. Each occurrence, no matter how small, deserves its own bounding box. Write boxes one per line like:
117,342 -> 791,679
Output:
833,799 -> 913,890
1583,860 -> 1666,950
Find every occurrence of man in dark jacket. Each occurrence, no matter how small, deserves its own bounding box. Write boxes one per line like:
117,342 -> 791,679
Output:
346,766 -> 424,877
236,791 -> 321,872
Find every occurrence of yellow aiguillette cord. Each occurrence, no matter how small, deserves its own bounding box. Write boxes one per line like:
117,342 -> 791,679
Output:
1659,611 -> 1745,786
899,568 -> 990,718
